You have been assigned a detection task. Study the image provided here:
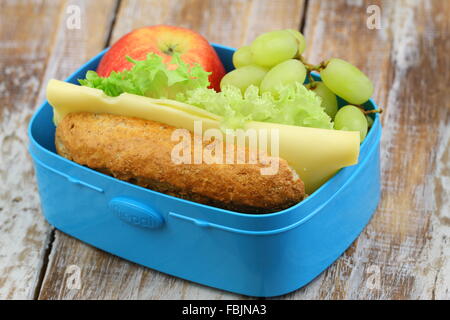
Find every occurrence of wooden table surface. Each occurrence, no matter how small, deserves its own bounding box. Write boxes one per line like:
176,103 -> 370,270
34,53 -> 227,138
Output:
0,0 -> 449,300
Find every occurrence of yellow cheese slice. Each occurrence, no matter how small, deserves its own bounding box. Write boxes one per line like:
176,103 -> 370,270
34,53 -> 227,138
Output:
244,121 -> 359,192
47,79 -> 360,193
48,80 -> 220,131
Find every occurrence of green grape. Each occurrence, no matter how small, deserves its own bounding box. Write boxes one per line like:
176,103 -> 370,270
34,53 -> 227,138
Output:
366,114 -> 374,128
334,105 -> 368,142
250,30 -> 298,68
260,59 -> 307,96
233,45 -> 253,68
306,81 -> 338,118
285,29 -> 306,57
220,65 -> 268,93
321,58 -> 374,105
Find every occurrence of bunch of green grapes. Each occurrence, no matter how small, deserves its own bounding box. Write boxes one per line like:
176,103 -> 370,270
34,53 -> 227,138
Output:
221,29 -> 378,142
222,29 -> 307,95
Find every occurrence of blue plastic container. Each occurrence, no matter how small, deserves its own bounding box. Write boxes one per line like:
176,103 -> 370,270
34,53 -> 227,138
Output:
28,44 -> 382,297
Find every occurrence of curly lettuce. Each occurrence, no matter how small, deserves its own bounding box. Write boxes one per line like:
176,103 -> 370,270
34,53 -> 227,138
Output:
79,54 -> 332,130
177,83 -> 333,130
79,53 -> 210,99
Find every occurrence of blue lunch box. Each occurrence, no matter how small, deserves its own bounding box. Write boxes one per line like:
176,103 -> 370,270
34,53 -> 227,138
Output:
28,44 -> 382,297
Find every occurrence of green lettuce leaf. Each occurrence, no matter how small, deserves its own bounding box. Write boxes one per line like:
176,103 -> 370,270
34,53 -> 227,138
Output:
177,83 -> 333,130
79,53 -> 210,99
79,54 -> 332,130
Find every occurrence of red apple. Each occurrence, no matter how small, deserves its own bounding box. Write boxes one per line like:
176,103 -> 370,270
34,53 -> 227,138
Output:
97,25 -> 226,91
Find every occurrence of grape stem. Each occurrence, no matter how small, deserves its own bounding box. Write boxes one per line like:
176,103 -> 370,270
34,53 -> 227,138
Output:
355,105 -> 383,115
363,109 -> 383,115
299,55 -> 329,72
307,71 -> 317,88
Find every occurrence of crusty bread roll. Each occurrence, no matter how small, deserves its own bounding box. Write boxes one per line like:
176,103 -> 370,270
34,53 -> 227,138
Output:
55,112 -> 305,213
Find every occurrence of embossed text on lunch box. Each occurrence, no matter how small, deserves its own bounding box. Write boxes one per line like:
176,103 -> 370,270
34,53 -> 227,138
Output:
109,198 -> 164,229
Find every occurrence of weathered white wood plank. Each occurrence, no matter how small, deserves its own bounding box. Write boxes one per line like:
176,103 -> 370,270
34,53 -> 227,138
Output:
0,0 -> 118,300
111,0 -> 305,48
0,0 -> 65,300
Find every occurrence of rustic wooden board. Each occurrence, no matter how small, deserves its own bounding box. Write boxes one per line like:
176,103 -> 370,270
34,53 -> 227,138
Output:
3,0 -> 448,300
281,0 -> 450,300
0,0 -> 118,299
37,0 -> 306,300
0,0 -> 66,300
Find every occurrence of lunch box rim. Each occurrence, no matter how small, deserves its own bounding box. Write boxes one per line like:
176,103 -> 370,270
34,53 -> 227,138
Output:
28,43 -> 382,223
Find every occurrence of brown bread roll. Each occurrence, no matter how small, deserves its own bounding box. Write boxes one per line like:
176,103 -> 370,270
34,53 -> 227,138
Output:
55,112 -> 305,213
